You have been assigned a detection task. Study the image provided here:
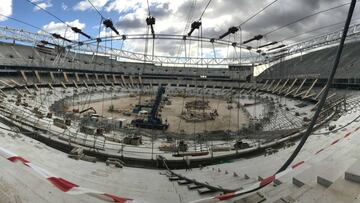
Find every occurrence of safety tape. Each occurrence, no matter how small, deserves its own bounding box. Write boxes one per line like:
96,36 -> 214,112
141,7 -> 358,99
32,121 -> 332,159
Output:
0,147 -> 144,203
190,127 -> 358,203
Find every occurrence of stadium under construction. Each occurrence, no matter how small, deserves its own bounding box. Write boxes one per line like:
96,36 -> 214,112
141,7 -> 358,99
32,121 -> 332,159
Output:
0,0 -> 360,202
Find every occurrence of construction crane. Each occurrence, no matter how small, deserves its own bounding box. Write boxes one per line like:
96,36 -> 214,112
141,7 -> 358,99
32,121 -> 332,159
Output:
79,107 -> 97,114
131,86 -> 169,130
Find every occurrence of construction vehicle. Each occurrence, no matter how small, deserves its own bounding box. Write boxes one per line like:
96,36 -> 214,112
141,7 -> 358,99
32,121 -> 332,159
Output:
131,86 -> 169,130
123,135 -> 142,145
132,104 -> 152,113
233,140 -> 250,150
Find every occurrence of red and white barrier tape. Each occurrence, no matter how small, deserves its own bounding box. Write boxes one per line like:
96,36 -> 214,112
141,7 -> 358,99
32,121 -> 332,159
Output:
0,147 -> 144,203
190,127 -> 359,203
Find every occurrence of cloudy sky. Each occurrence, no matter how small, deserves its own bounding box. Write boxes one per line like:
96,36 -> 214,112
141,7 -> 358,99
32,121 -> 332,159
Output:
0,0 -> 359,59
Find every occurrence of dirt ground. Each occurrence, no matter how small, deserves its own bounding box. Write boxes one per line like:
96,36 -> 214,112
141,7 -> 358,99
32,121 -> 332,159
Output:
77,95 -> 250,134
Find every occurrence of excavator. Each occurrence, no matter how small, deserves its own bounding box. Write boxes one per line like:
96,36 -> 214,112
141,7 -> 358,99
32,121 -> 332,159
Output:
72,107 -> 97,114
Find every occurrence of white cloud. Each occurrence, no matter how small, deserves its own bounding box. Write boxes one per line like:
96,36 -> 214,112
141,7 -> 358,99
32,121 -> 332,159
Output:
61,2 -> 68,11
40,19 -> 86,41
34,2 -> 52,11
0,0 -> 12,22
74,0 -> 109,11
105,0 -> 143,13
32,0 -> 52,11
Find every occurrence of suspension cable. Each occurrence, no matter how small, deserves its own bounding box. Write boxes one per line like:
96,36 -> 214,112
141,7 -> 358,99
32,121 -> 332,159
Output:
239,0 -> 279,27
265,1 -> 355,36
146,0 -> 151,16
281,17 -> 360,42
25,0 -> 93,40
217,0 -> 278,40
175,0 -> 196,58
24,0 -> 66,24
87,0 -> 105,19
187,0 -> 212,37
183,0 -> 197,35
0,14 -> 50,34
199,0 -> 212,20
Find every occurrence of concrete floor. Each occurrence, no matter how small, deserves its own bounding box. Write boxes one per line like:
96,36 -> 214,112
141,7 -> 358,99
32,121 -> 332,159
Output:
80,94 -> 251,134
0,102 -> 359,203
1,87 -> 360,203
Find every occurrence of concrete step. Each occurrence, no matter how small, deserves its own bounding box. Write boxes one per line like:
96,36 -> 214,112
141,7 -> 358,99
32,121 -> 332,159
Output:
291,183 -> 327,203
316,158 -> 355,187
315,176 -> 360,203
292,169 -> 314,187
169,176 -> 180,181
273,196 -> 295,203
180,169 -> 244,186
187,183 -> 203,190
287,184 -> 313,200
178,179 -> 190,185
293,147 -> 356,188
261,181 -> 298,202
234,191 -> 265,203
266,181 -> 315,203
197,187 -> 215,194
293,159 -> 360,203
345,160 -> 360,183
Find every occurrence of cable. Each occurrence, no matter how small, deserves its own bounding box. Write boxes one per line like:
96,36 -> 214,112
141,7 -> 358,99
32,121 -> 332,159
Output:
186,0 -> 211,37
24,0 -> 90,41
146,0 -> 151,16
277,0 -> 357,173
216,0 -> 278,40
25,0 -> 93,40
239,0 -> 279,27
199,0 -> 212,20
281,17 -> 360,42
0,14 -> 50,34
183,0 -> 197,35
175,0 -> 196,57
86,0 -> 105,19
265,1 -> 354,36
24,0 -> 66,24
